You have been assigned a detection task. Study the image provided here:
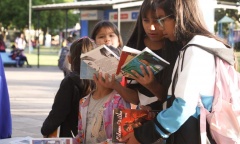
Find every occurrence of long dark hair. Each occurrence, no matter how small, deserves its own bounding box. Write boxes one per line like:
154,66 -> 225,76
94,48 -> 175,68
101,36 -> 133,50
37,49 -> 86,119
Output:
154,0 -> 230,47
69,37 -> 96,95
91,20 -> 123,48
126,0 -> 156,50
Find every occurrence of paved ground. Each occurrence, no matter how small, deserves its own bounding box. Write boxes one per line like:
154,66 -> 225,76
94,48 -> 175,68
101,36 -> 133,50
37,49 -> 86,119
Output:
3,65 -> 63,138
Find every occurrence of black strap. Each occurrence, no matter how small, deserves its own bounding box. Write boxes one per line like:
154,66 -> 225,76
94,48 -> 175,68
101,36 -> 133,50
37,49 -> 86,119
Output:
154,118 -> 171,135
167,54 -> 180,108
168,44 -> 193,108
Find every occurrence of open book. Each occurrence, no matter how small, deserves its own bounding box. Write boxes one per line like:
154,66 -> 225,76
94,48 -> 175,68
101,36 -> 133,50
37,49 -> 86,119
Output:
116,46 -> 141,75
80,45 -> 121,80
112,108 -> 159,143
120,47 -> 170,78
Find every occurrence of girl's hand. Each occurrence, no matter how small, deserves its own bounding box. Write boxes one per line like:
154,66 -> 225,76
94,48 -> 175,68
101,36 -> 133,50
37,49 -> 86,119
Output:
130,65 -> 157,89
96,72 -> 117,89
139,105 -> 156,119
119,132 -> 140,144
93,73 -> 100,84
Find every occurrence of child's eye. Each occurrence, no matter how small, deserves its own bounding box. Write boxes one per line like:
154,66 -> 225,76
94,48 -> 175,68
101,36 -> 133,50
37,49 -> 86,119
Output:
98,36 -> 104,39
142,19 -> 149,22
110,34 -> 116,37
153,19 -> 158,23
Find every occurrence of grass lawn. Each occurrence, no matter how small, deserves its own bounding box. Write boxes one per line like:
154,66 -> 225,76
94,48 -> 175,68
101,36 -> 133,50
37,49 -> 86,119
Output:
24,46 -> 60,66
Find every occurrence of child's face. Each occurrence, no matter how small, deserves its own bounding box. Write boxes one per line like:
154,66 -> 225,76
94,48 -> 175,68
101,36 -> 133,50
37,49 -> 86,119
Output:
156,8 -> 176,41
95,27 -> 120,48
142,10 -> 164,42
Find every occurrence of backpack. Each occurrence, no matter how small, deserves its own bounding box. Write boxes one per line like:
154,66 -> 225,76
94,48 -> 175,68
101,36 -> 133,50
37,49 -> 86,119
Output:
58,47 -> 69,70
182,44 -> 240,144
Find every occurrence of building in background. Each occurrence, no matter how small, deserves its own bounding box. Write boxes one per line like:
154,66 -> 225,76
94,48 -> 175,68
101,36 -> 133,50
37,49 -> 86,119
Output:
32,0 -> 240,46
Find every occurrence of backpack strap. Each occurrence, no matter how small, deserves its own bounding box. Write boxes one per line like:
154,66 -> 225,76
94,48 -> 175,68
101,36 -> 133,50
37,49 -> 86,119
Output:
175,44 -> 216,144
168,45 -> 192,107
182,44 -> 235,65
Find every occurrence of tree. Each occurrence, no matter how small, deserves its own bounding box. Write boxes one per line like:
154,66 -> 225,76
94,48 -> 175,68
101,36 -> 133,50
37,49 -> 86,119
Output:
0,0 -> 79,43
0,0 -> 29,30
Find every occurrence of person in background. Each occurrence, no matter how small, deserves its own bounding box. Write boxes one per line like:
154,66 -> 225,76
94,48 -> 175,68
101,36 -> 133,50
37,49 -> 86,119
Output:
10,44 -> 31,68
15,33 -> 26,50
14,33 -> 32,67
41,37 -> 95,138
58,37 -> 74,77
120,0 -> 234,143
0,34 -> 6,52
0,54 -> 12,139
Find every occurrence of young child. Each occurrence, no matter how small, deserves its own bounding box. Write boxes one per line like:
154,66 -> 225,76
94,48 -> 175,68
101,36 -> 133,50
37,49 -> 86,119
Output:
74,21 -> 130,144
41,37 -> 95,138
58,37 -> 74,77
91,20 -> 123,56
74,77 -> 131,144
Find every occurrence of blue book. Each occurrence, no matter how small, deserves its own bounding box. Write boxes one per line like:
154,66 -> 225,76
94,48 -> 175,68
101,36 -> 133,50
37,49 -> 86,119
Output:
121,47 -> 170,78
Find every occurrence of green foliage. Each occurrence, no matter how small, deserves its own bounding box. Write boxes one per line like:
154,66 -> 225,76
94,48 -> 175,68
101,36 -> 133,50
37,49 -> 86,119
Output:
0,0 -> 78,35
0,0 -> 29,29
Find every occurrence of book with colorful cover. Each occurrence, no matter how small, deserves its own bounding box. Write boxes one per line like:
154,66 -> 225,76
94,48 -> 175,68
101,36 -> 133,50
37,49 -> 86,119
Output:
10,137 -> 72,144
31,138 -> 72,144
121,47 -> 170,78
80,45 -> 121,80
112,108 -> 158,143
116,46 -> 141,76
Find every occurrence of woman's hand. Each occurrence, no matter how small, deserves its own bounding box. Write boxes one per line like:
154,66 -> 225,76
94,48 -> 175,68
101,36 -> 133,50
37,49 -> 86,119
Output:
130,65 -> 157,89
130,65 -> 164,100
119,132 -> 140,144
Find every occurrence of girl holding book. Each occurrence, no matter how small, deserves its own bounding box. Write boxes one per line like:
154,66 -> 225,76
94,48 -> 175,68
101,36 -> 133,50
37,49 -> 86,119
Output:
124,0 -> 180,106
41,37 -> 95,138
91,20 -> 123,55
96,0 -> 180,109
74,21 -> 131,144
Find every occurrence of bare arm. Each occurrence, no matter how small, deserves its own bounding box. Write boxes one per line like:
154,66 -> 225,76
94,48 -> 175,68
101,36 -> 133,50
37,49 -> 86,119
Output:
112,80 -> 139,104
97,72 -> 140,104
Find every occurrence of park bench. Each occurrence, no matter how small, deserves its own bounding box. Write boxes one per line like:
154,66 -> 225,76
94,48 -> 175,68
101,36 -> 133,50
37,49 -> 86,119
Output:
0,52 -> 23,66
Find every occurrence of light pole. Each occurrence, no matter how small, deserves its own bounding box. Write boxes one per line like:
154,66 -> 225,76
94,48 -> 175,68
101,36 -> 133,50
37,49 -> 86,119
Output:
29,0 -> 32,54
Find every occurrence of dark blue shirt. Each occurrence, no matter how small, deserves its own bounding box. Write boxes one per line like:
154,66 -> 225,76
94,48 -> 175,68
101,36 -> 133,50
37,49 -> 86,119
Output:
0,54 -> 12,139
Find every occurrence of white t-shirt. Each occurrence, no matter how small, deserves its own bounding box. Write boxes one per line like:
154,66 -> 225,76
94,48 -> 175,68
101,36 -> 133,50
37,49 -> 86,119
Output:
85,94 -> 109,144
15,37 -> 26,50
